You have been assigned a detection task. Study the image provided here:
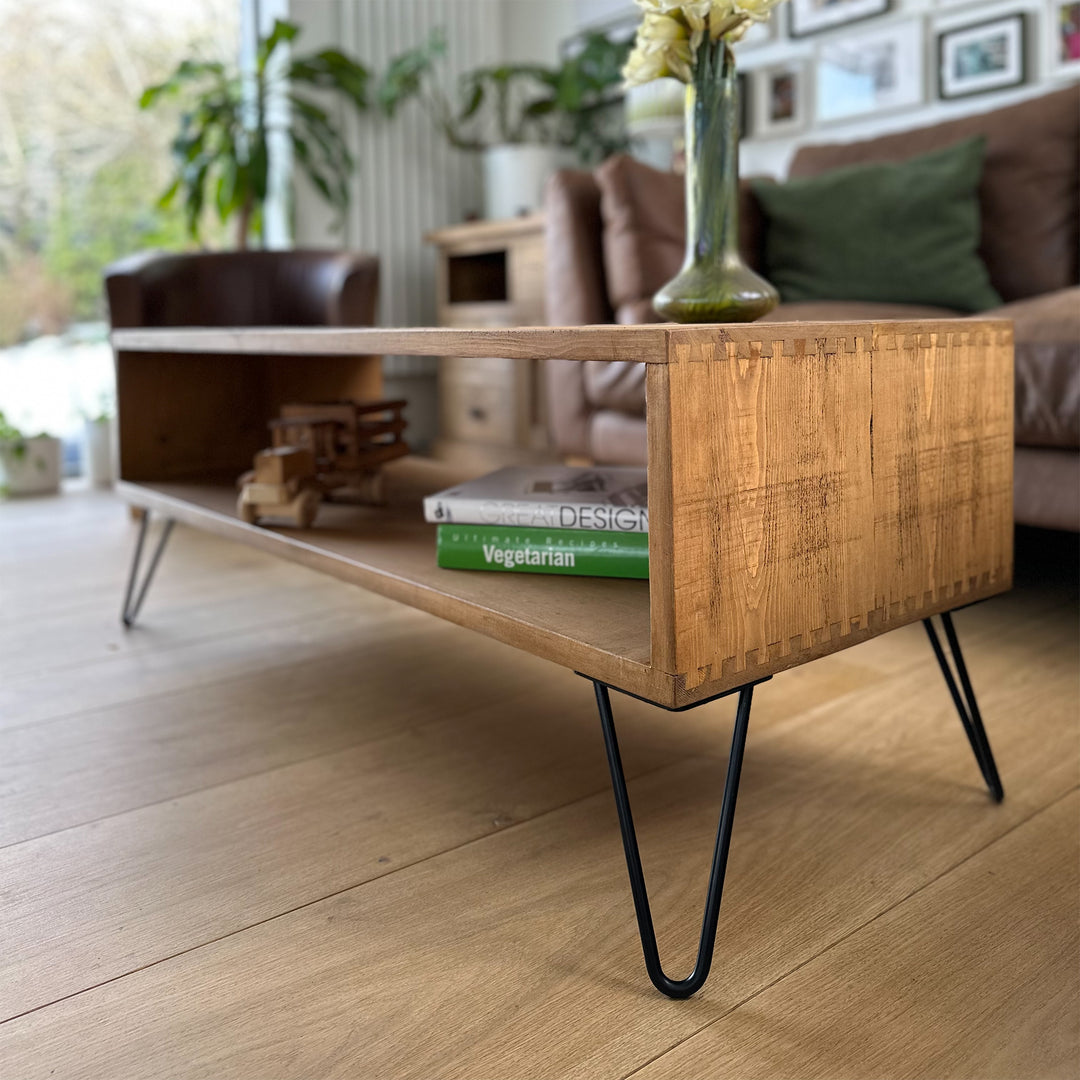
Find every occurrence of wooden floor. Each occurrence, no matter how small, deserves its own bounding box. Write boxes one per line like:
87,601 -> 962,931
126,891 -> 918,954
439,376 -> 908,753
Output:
1,488 -> 1077,1080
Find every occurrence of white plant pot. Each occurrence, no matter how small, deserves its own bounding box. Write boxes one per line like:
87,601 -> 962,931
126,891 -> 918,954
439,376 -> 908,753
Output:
0,435 -> 62,496
482,144 -> 575,221
84,417 -> 115,487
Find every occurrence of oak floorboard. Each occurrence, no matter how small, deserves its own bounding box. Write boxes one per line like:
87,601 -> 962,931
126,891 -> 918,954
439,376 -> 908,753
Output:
632,793 -> 1080,1080
0,592 -> 1074,1076
0,548 -> 368,685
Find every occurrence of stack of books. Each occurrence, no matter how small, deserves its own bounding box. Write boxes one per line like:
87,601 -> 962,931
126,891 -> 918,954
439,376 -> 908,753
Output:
424,465 -> 648,579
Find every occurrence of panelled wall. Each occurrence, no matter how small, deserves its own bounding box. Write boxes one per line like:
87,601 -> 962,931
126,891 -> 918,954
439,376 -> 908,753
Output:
288,0 -> 575,448
289,0 -> 502,331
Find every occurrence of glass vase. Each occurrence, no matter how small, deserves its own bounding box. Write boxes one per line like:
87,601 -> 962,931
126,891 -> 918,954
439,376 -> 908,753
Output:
653,42 -> 778,324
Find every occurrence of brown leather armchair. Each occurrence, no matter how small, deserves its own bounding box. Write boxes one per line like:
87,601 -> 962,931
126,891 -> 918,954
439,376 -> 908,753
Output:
104,249 -> 379,329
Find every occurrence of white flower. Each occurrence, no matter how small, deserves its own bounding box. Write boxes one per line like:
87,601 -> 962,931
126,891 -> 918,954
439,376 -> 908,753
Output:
623,33 -> 695,86
626,0 -> 788,85
640,11 -> 689,41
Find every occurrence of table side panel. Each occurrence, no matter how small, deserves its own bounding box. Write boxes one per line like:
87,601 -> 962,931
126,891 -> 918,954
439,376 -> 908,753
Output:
662,323 -> 1014,692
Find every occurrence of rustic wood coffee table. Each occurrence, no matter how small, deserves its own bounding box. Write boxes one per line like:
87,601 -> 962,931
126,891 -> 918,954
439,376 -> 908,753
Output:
110,319 -> 1014,998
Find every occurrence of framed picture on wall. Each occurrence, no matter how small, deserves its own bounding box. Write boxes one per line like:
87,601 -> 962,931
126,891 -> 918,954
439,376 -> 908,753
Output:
754,61 -> 810,136
1050,1 -> 1080,75
816,18 -> 924,122
937,13 -> 1027,99
790,0 -> 891,39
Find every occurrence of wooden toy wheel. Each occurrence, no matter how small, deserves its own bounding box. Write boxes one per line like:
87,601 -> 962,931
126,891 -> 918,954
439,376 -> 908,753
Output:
297,489 -> 320,529
237,495 -> 259,525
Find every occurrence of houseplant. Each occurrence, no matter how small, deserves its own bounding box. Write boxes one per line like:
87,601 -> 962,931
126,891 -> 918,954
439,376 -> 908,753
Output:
379,29 -> 631,220
140,19 -> 370,247
624,0 -> 784,322
0,411 -> 61,497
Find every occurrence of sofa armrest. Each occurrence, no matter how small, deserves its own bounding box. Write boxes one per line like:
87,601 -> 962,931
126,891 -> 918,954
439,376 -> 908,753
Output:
103,252 -> 194,329
544,170 -> 615,458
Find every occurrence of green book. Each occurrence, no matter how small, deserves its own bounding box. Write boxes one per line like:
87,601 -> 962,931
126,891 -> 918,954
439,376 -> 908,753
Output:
436,525 -> 649,579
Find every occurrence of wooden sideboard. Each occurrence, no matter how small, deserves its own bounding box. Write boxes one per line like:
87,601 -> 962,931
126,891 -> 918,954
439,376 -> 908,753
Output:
424,216 -> 549,465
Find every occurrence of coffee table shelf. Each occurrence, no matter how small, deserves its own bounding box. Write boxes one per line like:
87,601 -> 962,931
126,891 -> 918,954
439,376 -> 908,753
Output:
117,465 -> 655,694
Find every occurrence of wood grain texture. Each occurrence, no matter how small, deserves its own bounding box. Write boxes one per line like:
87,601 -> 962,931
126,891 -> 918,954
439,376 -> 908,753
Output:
634,793 -> 1080,1080
110,324 -> 673,363
1,603 -> 1074,1077
115,463 -> 659,700
0,489 -> 1074,1080
424,213 -> 545,248
660,322 -> 1013,692
112,318 -> 1014,707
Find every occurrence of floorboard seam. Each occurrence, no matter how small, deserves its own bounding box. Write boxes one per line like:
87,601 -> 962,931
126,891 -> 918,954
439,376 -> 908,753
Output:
0,759 -> 689,1029
0,670 -> 581,850
617,785 -> 1080,1080
0,604 -> 388,732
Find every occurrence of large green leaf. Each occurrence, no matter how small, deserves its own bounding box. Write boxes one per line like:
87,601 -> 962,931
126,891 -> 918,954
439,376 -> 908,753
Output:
141,15 -> 369,243
290,50 -> 369,104
377,27 -> 445,117
258,19 -> 300,73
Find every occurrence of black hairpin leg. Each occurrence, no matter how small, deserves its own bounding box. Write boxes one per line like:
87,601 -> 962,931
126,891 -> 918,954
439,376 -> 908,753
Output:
593,678 -> 755,999
121,511 -> 175,628
924,611 -> 1004,802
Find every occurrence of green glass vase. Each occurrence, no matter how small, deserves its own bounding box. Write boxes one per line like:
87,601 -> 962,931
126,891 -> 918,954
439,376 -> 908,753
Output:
653,43 -> 778,324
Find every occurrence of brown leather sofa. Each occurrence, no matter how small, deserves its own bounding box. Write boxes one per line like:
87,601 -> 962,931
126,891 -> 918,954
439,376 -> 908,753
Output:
105,250 -> 379,330
545,84 -> 1079,531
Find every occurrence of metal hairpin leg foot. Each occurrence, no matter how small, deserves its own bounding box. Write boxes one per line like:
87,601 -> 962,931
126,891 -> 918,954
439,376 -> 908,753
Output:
593,679 -> 756,999
121,511 -> 175,628
924,611 -> 1004,802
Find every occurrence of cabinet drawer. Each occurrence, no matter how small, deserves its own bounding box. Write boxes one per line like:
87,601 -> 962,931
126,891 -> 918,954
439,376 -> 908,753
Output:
440,355 -> 520,385
440,376 -> 517,445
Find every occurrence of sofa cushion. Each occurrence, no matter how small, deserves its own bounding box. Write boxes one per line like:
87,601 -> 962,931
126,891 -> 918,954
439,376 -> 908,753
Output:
589,410 -> 648,467
594,154 -> 767,323
1014,447 -> 1080,532
979,288 -> 1080,450
789,85 -> 1080,304
752,138 -> 1002,313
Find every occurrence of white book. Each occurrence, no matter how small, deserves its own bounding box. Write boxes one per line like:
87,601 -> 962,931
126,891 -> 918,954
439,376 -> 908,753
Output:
424,465 -> 648,533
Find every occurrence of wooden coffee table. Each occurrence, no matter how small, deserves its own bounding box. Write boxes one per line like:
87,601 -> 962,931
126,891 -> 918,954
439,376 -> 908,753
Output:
110,319 -> 1014,998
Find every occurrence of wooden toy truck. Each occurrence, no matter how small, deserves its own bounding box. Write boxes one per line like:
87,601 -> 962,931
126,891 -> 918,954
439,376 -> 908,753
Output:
238,400 -> 409,528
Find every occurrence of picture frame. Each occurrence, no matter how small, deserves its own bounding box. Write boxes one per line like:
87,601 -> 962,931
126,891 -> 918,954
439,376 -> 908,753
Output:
754,61 -> 811,137
1049,1 -> 1080,76
790,0 -> 891,39
815,18 -> 924,123
937,13 -> 1027,100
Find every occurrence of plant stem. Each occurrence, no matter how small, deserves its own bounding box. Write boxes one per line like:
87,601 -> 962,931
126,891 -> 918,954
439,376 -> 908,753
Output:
237,197 -> 252,249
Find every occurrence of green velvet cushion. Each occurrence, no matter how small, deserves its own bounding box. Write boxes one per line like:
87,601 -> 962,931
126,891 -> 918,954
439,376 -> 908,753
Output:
751,137 -> 1002,313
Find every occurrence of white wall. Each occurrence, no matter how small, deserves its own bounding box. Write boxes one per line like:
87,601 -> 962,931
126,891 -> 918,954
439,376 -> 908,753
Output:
577,0 -> 1078,177
502,0 -> 576,63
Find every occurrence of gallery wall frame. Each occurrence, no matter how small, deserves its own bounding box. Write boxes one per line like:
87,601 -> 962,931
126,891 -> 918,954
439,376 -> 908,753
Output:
1048,0 -> 1080,76
754,60 -> 812,136
790,0 -> 892,39
936,12 -> 1029,100
815,17 -> 925,123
